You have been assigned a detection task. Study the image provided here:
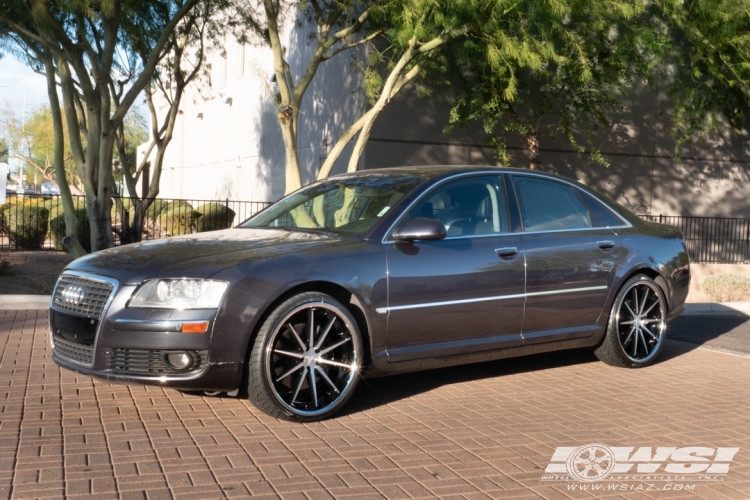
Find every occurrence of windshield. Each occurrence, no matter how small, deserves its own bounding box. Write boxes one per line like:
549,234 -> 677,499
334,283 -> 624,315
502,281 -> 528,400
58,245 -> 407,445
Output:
241,174 -> 427,234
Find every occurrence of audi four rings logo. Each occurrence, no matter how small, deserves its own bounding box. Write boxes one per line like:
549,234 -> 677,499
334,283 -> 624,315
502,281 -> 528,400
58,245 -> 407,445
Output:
61,285 -> 86,305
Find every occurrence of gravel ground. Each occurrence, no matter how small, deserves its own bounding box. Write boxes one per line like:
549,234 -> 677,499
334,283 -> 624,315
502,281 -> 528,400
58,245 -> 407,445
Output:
0,252 -> 73,295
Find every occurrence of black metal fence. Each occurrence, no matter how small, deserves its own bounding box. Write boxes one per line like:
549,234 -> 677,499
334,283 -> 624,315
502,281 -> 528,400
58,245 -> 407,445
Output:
639,215 -> 750,264
1,193 -> 748,263
0,193 -> 271,251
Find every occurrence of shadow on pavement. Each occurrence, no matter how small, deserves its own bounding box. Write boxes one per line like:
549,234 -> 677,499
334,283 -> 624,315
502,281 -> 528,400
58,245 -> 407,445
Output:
666,314 -> 750,354
342,314 -> 750,415
343,348 -> 599,416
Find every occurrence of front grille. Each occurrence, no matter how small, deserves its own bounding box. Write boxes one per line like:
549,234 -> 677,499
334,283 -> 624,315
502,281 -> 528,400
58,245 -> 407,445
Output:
52,335 -> 94,365
107,349 -> 208,376
51,274 -> 115,319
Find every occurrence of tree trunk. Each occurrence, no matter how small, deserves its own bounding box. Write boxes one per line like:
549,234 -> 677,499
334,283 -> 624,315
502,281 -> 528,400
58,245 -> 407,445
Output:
524,132 -> 542,170
280,114 -> 302,194
44,54 -> 86,257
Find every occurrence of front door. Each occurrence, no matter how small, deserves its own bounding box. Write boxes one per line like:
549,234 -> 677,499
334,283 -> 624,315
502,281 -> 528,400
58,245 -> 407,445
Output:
382,175 -> 526,362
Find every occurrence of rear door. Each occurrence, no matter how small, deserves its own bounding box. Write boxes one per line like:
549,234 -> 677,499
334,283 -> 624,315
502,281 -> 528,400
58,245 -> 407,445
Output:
509,174 -> 621,344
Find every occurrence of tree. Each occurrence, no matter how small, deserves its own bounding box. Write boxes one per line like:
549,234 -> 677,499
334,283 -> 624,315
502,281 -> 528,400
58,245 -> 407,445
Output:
0,103 -> 84,192
318,0 -> 645,178
235,0 -> 375,194
654,0 -> 750,152
0,136 -> 8,163
0,0 -> 203,253
445,0 -> 662,169
115,0 -> 226,245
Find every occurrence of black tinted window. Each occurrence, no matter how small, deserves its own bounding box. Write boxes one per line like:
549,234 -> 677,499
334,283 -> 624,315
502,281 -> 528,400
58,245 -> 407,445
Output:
394,176 -> 509,237
512,176 -> 592,232
578,190 -> 625,227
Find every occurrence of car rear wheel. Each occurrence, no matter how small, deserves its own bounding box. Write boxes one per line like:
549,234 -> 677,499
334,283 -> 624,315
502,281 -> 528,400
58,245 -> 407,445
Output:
247,292 -> 363,421
595,275 -> 667,368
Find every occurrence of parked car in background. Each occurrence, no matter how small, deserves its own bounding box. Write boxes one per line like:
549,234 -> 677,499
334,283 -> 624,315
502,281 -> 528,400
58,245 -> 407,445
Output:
41,181 -> 61,195
49,166 -> 690,421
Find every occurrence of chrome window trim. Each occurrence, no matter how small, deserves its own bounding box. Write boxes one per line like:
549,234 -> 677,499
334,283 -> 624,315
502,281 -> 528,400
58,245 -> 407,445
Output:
509,171 -> 632,231
376,285 -> 608,314
382,170 -> 513,244
49,270 -> 120,368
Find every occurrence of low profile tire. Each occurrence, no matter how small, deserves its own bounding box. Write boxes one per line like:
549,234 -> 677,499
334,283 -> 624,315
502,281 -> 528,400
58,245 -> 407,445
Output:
247,292 -> 363,422
595,275 -> 667,368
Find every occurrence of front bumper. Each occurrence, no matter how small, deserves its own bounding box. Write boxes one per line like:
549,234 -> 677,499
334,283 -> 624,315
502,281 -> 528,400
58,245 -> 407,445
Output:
53,352 -> 243,391
50,270 -> 244,392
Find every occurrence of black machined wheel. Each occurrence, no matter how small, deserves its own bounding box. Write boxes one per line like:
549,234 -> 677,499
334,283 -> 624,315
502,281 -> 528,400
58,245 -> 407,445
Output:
595,275 -> 667,368
247,292 -> 362,421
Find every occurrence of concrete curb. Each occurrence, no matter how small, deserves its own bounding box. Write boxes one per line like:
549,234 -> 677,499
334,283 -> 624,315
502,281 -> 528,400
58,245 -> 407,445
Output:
0,295 -> 51,310
683,302 -> 750,316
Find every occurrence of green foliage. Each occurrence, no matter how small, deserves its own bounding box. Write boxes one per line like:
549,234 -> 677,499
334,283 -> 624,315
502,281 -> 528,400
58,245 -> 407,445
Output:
144,200 -> 172,221
0,255 -> 11,276
654,0 -> 750,152
114,111 -> 149,181
196,203 -> 236,232
703,274 -> 750,302
445,0 -> 665,167
50,208 -> 92,253
4,204 -> 49,250
0,104 -> 82,189
0,137 -> 8,163
158,205 -> 200,236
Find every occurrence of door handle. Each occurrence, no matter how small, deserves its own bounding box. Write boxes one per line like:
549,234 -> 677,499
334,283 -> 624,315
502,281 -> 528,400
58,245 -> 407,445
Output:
495,247 -> 518,258
597,240 -> 615,249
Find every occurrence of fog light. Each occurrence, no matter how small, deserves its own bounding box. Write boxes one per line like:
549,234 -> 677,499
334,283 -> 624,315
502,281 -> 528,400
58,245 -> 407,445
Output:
165,351 -> 193,370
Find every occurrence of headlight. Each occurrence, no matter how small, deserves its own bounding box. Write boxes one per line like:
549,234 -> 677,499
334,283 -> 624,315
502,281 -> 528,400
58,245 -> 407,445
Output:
129,279 -> 228,309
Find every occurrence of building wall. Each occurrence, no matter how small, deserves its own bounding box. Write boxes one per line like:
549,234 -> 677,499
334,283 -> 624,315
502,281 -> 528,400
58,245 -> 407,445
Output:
365,79 -> 750,217
142,26 -> 750,217
138,12 -> 366,203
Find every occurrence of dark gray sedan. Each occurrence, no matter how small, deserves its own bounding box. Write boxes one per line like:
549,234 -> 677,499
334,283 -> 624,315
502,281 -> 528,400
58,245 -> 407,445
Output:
50,167 -> 690,421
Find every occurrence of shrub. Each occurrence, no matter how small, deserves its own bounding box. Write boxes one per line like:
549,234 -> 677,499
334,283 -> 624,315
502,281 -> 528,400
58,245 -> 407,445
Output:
157,204 -> 200,236
144,199 -> 171,221
111,198 -> 136,226
0,255 -> 11,276
703,274 -> 750,302
196,203 -> 236,232
5,204 -> 49,249
50,208 -> 92,253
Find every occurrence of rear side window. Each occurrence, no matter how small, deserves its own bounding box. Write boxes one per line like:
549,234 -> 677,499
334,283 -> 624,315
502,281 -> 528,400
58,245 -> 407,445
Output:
512,176 -> 592,232
578,189 -> 626,228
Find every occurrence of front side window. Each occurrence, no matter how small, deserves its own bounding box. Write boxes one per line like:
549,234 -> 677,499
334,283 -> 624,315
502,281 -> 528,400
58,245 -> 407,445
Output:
392,176 -> 509,237
242,174 -> 426,234
512,176 -> 592,232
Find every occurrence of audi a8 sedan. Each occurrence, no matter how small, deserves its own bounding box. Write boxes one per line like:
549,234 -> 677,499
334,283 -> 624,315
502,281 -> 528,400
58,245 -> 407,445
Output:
50,166 -> 690,421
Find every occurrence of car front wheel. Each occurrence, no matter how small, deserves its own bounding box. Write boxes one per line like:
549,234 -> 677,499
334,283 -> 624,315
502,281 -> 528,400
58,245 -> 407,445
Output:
247,292 -> 363,421
595,275 -> 667,368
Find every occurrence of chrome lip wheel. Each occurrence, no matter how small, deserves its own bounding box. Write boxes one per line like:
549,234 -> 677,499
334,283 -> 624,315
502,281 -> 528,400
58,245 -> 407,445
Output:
265,303 -> 360,417
615,280 -> 666,363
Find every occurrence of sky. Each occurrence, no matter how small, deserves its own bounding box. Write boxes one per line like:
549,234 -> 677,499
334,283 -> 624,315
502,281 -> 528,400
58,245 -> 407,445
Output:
0,56 -> 50,120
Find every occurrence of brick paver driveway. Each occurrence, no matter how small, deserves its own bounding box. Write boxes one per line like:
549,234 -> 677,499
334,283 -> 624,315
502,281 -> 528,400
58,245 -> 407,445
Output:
1,310 -> 749,499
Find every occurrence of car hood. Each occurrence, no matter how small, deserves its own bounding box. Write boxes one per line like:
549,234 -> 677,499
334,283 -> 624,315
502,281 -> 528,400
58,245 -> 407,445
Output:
66,228 -> 343,284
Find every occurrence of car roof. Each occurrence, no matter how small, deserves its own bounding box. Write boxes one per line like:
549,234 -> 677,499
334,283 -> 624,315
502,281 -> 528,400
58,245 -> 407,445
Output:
333,165 -> 582,185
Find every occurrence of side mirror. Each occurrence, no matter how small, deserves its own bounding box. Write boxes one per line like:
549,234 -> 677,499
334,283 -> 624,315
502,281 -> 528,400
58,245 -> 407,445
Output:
392,218 -> 447,242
